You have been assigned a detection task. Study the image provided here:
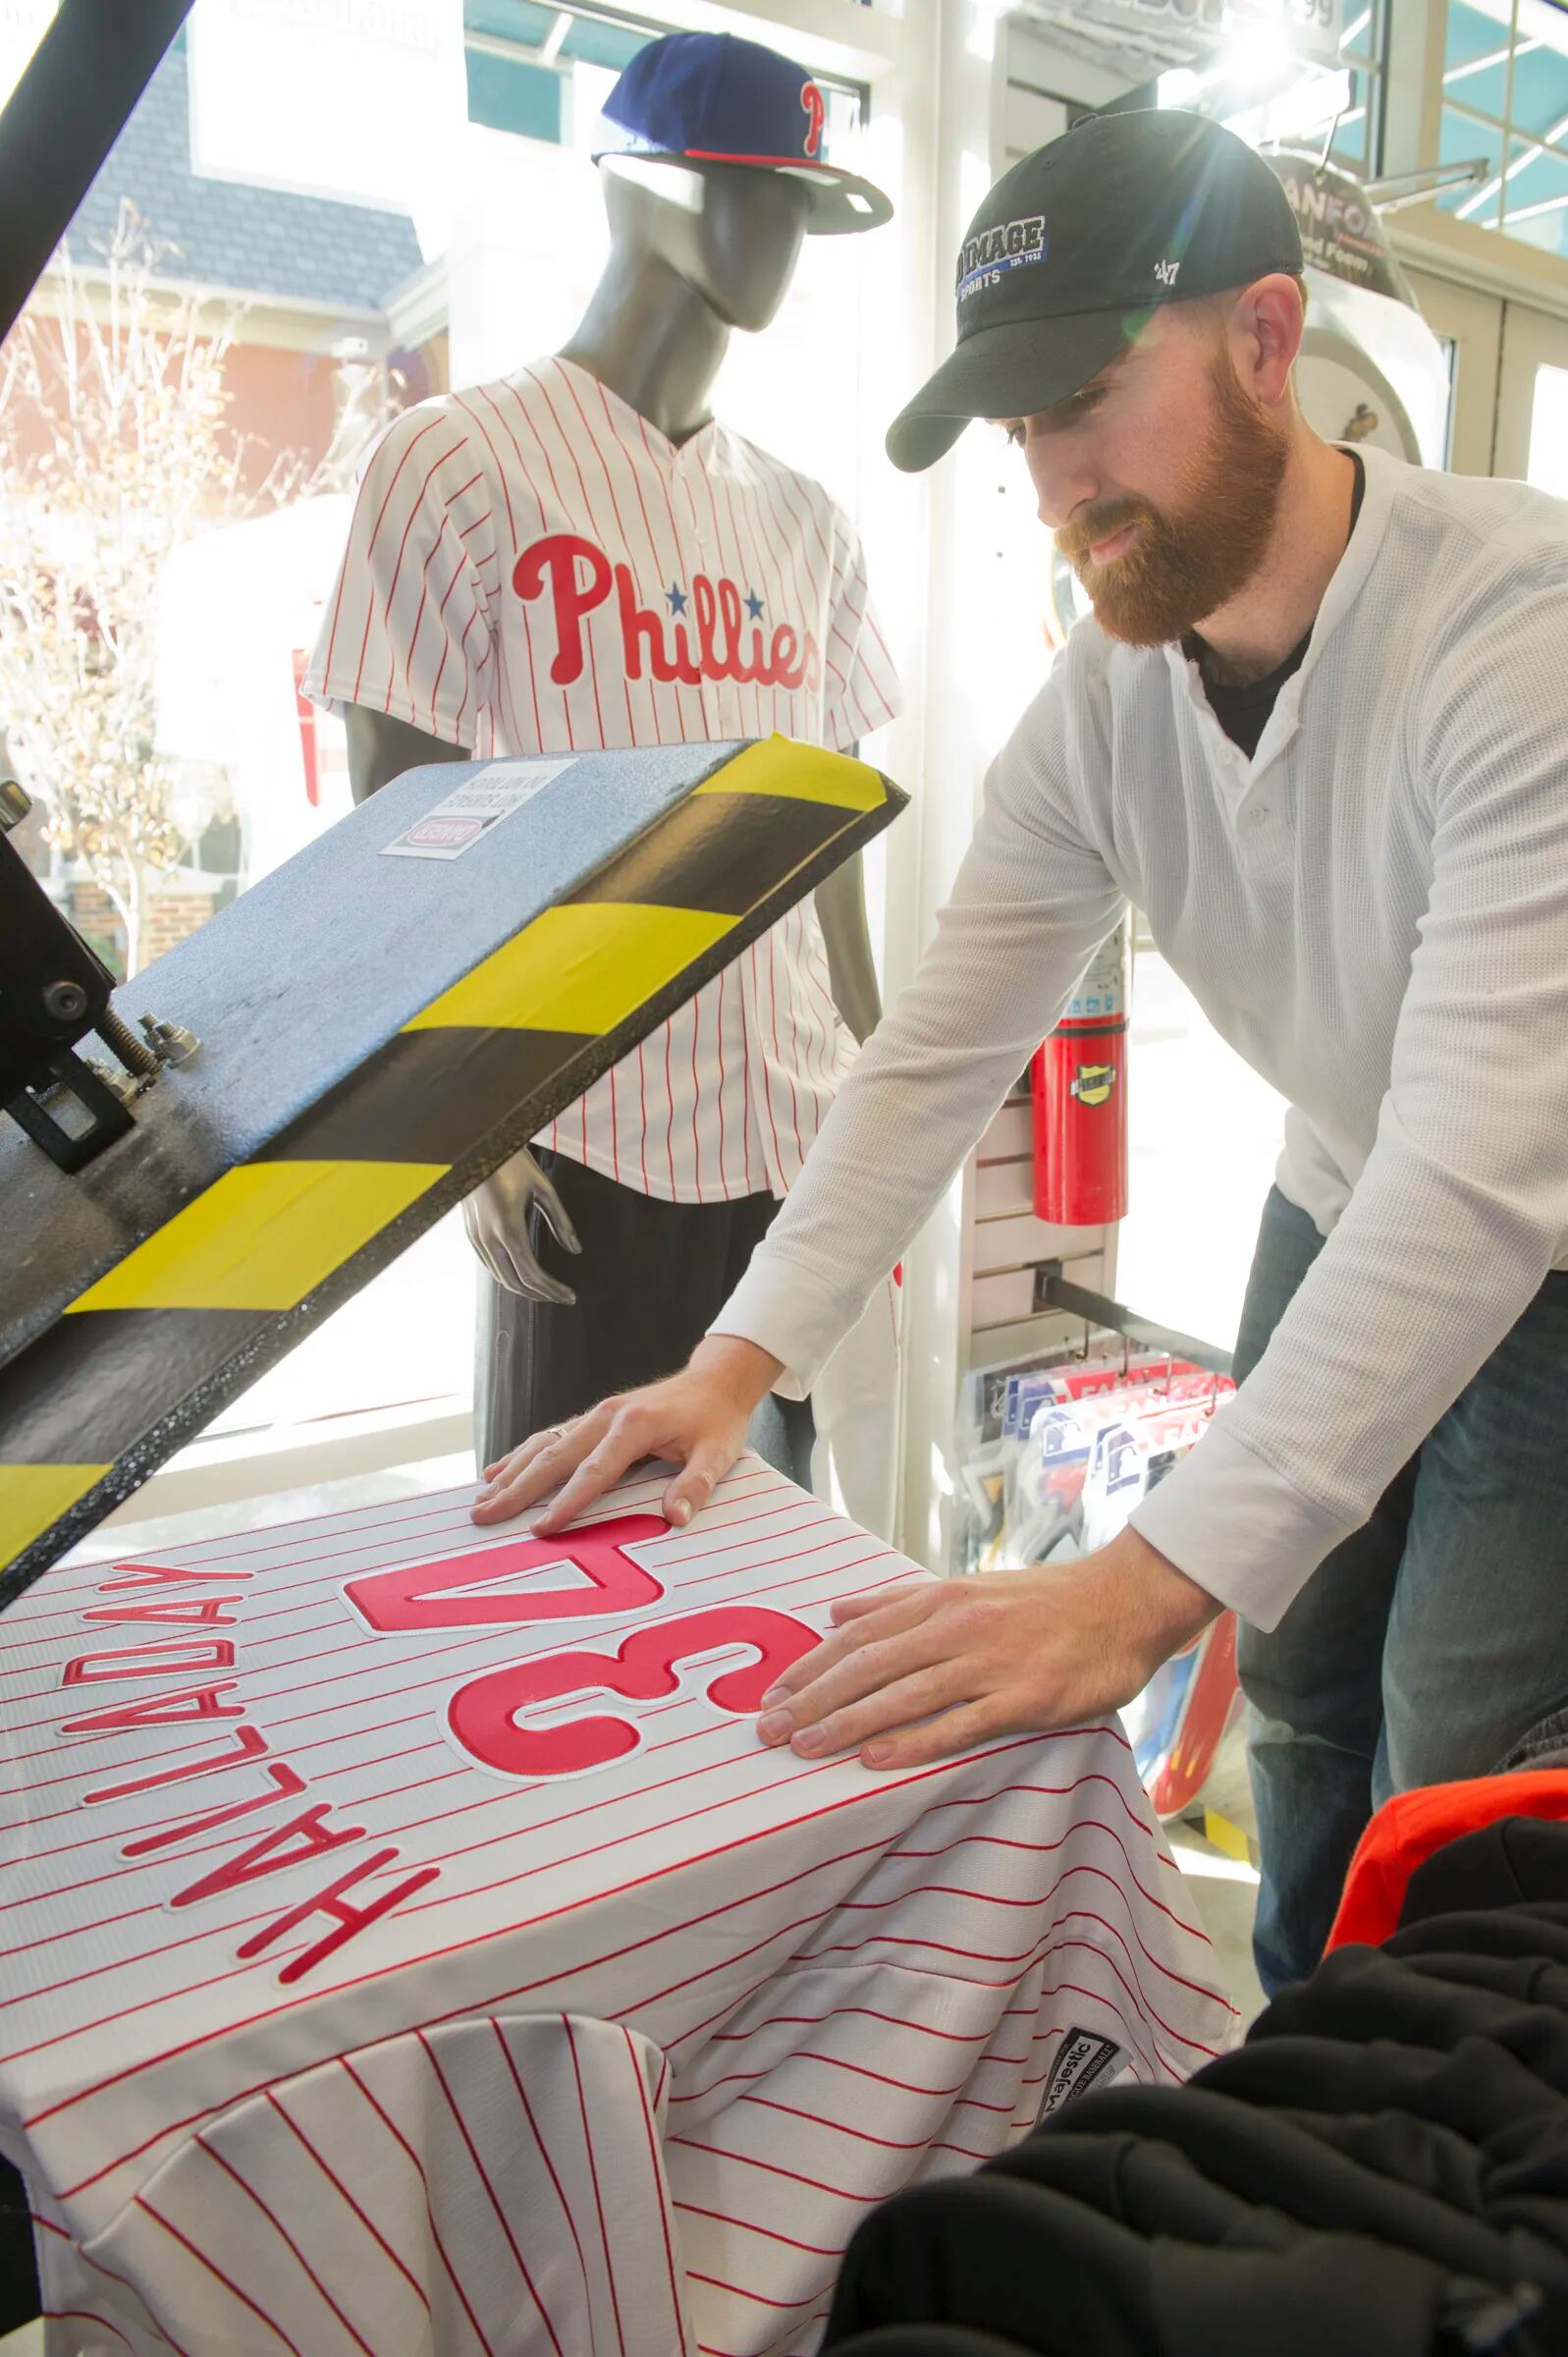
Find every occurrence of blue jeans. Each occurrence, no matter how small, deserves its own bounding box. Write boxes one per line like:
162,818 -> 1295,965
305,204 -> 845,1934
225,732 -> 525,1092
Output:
1233,1185 -> 1568,1994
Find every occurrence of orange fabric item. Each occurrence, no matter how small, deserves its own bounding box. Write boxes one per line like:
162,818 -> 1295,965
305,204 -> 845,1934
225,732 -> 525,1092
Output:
1326,1769 -> 1568,1952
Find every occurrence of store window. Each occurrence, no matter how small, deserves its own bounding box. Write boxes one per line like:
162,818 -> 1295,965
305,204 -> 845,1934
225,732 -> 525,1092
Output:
1333,0 -> 1385,176
0,0 -> 890,1465
463,1 -> 646,144
1438,0 -> 1568,260
1433,329 -> 1460,464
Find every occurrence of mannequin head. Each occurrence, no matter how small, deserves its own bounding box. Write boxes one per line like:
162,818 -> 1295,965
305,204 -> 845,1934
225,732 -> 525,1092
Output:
599,152 -> 810,335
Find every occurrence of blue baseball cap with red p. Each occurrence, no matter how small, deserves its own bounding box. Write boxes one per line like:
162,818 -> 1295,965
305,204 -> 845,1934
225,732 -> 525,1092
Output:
593,31 -> 892,236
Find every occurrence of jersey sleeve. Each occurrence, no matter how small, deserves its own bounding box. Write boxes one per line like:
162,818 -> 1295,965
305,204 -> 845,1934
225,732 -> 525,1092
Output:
820,517 -> 903,752
303,405 -> 496,747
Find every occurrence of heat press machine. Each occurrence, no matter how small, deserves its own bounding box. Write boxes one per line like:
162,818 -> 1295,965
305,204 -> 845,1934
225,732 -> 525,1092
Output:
0,735 -> 903,1601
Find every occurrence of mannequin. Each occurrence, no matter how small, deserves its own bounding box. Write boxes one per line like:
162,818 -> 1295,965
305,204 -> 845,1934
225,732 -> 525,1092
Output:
309,29 -> 901,1517
344,157 -> 883,1296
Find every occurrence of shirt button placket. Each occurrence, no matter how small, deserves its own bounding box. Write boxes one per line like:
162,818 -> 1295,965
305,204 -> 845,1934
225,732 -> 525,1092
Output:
1240,797 -> 1290,874
681,470 -> 722,734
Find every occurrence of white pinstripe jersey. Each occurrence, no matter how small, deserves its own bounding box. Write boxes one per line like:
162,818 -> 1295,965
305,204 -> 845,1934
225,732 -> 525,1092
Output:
304,356 -> 902,1203
2,1463 -> 1234,2357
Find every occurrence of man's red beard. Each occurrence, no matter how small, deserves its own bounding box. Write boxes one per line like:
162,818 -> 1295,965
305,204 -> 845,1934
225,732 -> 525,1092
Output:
1055,350 -> 1288,646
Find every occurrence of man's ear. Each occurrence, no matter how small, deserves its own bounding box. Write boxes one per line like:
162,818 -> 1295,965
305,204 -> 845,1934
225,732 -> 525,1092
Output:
1235,273 -> 1305,407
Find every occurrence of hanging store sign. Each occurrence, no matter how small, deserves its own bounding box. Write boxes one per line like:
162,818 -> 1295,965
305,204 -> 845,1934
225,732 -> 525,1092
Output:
1067,0 -> 1343,71
1265,150 -> 1415,303
1243,0 -> 1346,70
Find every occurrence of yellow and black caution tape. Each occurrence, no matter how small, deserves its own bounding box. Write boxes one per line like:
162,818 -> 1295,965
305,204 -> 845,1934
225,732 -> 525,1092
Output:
0,738 -> 899,1599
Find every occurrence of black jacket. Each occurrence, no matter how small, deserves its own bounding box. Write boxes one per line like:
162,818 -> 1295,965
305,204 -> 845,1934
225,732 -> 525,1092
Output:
824,1825 -> 1568,2356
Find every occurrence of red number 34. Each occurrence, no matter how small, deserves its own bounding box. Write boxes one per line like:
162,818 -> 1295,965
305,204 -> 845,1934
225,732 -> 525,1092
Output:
345,1517 -> 817,1781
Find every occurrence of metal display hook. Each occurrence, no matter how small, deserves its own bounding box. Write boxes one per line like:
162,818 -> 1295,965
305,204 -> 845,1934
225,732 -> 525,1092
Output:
1032,1261 -> 1235,1404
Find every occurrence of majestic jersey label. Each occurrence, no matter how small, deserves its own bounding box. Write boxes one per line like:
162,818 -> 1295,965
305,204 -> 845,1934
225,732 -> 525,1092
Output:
1037,2027 -> 1123,2117
514,532 -> 823,695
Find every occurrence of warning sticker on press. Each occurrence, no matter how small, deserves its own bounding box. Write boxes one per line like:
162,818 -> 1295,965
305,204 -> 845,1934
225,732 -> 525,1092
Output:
381,757 -> 577,861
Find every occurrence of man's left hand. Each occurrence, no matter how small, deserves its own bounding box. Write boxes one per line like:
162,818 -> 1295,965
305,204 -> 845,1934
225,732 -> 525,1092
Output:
756,1527 -> 1219,1770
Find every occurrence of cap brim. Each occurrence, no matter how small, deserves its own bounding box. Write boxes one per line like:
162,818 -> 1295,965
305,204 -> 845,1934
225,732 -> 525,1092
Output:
591,144 -> 893,235
785,163 -> 894,236
885,307 -> 1142,473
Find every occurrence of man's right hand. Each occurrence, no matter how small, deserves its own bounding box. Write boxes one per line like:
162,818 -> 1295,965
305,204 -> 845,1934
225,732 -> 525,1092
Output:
470,1335 -> 784,1535
462,1145 -> 582,1305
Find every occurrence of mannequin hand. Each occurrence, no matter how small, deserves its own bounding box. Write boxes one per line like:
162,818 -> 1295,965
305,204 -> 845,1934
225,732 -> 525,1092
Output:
753,1527 -> 1219,1772
471,1334 -> 783,1534
462,1146 -> 581,1305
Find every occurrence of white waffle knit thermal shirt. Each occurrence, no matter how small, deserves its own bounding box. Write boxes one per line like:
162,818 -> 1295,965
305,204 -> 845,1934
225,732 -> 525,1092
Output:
718,449 -> 1568,1629
304,356 -> 901,1203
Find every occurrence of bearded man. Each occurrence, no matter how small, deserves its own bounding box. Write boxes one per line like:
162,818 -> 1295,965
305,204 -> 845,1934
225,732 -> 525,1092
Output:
469,111 -> 1568,1995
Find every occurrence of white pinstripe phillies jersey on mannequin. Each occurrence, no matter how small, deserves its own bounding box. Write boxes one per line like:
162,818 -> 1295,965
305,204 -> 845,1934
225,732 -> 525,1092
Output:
2,1463 -> 1233,2357
304,356 -> 902,1203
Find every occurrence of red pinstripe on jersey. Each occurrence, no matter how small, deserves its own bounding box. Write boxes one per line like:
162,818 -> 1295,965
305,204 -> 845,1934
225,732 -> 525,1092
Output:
303,357 -> 901,1204
626,2022 -> 688,2343
136,2193 -> 308,2357
566,2013 -> 628,2355
421,2025 -> 567,2355
193,2132 -> 379,2357
489,2015 -> 596,2314
30,2212 -> 189,2353
265,2084 -> 432,2317
341,2052 -> 498,2353
42,2316 -> 135,2351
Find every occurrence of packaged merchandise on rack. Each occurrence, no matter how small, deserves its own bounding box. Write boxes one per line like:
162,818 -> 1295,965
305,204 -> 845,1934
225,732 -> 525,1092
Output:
956,1346 -> 1138,1577
955,1343 -> 1241,1816
956,1346 -> 1234,1576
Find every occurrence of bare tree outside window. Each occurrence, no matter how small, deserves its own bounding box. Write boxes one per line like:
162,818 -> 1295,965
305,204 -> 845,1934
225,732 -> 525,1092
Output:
0,202 -> 395,974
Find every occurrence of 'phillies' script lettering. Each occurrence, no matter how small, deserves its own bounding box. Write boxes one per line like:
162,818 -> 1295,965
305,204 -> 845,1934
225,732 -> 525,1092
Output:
514,533 -> 821,693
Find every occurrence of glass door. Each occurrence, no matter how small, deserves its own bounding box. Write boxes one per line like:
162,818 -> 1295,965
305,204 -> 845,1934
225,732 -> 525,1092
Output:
1403,265 -> 1500,473
1400,268 -> 1568,485
1492,299 -> 1568,488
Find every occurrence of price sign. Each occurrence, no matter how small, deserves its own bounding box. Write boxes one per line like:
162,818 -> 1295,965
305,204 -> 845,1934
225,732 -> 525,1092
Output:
1230,0 -> 1346,69
1284,0 -> 1346,68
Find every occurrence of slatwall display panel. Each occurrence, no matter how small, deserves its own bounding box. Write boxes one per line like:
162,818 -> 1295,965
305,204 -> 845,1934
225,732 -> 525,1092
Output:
966,1087 -> 1112,1343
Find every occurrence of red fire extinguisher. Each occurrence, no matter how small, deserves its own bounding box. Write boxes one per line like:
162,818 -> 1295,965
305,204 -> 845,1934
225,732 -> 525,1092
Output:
1031,920 -> 1129,1226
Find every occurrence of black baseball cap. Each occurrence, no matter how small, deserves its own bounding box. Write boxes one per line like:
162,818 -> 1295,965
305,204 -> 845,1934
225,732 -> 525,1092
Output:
887,109 -> 1304,472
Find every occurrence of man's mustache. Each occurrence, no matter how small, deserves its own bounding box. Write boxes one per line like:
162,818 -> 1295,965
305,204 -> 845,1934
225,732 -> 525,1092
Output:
1055,499 -> 1156,569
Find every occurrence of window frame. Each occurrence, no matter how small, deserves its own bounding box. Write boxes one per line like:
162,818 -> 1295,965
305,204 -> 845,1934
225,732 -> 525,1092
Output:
1382,0 -> 1568,313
